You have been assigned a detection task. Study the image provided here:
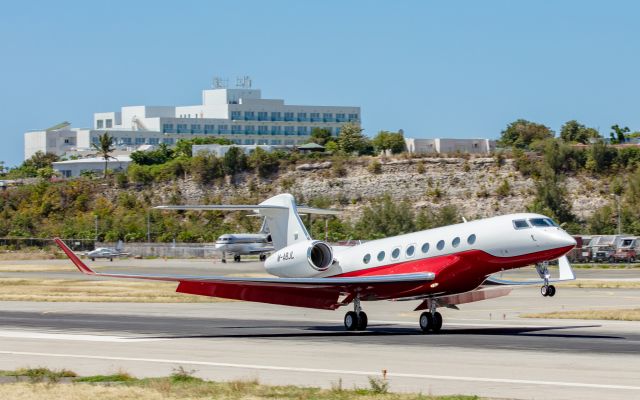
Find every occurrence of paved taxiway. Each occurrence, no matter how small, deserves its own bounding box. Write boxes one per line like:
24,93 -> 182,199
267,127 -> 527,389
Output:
0,259 -> 639,399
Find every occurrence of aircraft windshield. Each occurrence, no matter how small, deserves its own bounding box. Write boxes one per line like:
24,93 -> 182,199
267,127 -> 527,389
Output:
529,218 -> 559,227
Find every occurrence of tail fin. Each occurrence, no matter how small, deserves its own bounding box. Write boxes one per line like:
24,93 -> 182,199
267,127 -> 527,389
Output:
258,217 -> 270,235
115,240 -> 124,252
258,194 -> 310,251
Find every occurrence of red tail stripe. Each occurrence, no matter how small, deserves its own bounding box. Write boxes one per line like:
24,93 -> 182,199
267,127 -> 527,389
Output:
53,238 -> 96,275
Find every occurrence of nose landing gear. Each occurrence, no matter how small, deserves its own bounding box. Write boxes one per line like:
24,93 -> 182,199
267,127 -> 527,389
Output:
419,299 -> 443,333
344,296 -> 368,331
536,262 -> 556,297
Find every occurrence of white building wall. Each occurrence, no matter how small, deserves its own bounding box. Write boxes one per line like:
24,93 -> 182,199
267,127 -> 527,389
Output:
405,138 -> 495,154
52,156 -> 132,178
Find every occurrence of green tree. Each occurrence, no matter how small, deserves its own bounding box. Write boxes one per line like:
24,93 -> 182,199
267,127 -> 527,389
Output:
560,120 -> 600,144
223,146 -> 248,176
499,119 -> 554,149
527,166 -> 574,224
130,143 -> 174,165
610,124 -> 630,144
174,137 -> 233,158
353,194 -> 416,238
91,132 -> 115,178
337,123 -> 369,154
372,130 -> 406,154
309,128 -> 334,146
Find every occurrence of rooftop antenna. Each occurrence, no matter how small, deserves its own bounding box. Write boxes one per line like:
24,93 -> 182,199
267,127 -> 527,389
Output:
235,75 -> 252,88
212,76 -> 228,89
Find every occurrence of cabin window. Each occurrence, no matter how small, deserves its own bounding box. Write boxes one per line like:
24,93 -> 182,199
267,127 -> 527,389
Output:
437,240 -> 445,250
392,247 -> 401,259
377,251 -> 385,261
421,243 -> 429,253
513,219 -> 530,229
452,237 -> 460,247
467,234 -> 476,245
406,245 -> 415,257
363,254 -> 371,264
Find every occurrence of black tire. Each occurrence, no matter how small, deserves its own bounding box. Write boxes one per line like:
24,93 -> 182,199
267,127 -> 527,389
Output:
110,258 -> 113,262
221,259 -> 226,263
344,311 -> 358,331
547,285 -> 556,297
91,258 -> 95,261
541,285 -> 549,297
419,312 -> 433,333
431,311 -> 443,332
259,254 -> 266,261
234,255 -> 241,263
356,311 -> 368,331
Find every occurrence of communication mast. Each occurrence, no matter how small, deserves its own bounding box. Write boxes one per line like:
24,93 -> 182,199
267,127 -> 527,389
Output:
212,76 -> 228,89
235,75 -> 252,88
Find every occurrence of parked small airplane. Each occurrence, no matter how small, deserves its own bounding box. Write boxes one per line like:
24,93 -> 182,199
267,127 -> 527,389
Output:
214,219 -> 273,263
55,193 -> 576,332
85,241 -> 129,261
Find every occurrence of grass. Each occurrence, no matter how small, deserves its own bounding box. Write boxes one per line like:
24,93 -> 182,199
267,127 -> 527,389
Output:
0,278 -> 227,303
572,263 -> 640,269
556,280 -> 640,289
521,308 -> 640,321
0,368 -> 480,400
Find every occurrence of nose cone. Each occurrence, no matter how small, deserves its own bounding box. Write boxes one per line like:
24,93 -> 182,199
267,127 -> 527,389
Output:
552,231 -> 577,248
214,243 -> 225,250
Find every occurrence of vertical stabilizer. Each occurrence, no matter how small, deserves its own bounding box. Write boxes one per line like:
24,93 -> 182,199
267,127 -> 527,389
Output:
259,194 -> 310,251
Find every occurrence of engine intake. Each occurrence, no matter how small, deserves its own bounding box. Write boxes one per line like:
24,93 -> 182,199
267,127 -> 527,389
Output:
265,240 -> 334,277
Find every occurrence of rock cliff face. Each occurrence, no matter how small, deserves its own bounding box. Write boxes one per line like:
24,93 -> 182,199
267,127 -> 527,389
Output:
147,156 -> 610,220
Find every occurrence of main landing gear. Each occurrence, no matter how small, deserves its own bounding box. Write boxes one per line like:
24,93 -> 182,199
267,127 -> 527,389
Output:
344,296 -> 368,331
536,261 -> 556,297
259,254 -> 267,261
419,299 -> 443,333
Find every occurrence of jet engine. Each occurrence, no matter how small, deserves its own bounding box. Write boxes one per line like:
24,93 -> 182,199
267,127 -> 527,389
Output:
264,240 -> 334,277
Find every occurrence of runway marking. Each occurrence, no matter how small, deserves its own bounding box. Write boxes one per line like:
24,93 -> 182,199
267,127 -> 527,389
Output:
0,330 -> 165,343
0,350 -> 638,391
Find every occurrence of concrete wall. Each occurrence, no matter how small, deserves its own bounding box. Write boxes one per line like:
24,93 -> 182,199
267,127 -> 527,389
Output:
405,138 -> 496,154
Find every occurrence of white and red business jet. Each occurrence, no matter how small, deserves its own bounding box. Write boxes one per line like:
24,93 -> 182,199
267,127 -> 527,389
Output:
54,193 -> 577,333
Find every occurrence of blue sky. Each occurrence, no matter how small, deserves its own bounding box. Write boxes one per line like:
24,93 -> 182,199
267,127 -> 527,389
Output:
1,0 -> 639,166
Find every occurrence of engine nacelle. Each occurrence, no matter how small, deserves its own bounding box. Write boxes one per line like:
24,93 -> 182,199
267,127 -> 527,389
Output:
265,240 -> 334,277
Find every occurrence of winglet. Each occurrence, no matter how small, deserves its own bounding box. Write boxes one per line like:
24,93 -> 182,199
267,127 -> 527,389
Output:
53,238 -> 96,275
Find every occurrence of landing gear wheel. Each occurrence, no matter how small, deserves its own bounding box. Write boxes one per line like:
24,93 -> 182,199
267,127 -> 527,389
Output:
356,311 -> 368,330
419,312 -> 433,333
431,311 -> 443,332
547,285 -> 556,297
233,255 -> 241,263
344,311 -> 358,331
221,259 -> 226,263
259,254 -> 266,261
541,285 -> 549,297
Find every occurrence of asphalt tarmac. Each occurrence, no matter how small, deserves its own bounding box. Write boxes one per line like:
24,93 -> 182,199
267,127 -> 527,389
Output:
0,258 -> 639,399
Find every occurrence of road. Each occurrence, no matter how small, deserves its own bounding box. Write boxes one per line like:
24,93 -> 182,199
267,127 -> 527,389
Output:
0,258 -> 639,399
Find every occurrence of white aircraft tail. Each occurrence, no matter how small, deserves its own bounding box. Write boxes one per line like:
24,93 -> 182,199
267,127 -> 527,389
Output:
154,193 -> 340,251
115,240 -> 124,252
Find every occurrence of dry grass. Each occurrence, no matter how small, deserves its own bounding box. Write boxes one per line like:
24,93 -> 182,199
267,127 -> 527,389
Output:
0,264 -> 80,272
522,308 -> 640,321
0,278 -> 225,303
556,280 -> 640,289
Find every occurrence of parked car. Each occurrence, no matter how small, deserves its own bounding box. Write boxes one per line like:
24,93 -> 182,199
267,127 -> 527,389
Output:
611,237 -> 638,263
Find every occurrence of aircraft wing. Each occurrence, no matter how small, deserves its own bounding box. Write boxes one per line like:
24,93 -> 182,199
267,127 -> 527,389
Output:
54,238 -> 434,310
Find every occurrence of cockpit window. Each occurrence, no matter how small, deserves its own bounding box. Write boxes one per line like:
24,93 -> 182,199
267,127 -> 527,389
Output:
544,218 -> 559,227
529,218 -> 552,227
513,219 -> 530,229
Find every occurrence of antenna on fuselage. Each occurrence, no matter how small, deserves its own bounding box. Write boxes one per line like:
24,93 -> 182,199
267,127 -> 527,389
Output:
462,217 -> 468,223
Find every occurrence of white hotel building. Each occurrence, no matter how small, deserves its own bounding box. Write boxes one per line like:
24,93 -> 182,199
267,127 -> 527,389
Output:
24,87 -> 360,160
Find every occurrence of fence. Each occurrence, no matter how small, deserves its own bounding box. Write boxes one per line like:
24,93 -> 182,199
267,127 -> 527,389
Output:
0,237 -> 94,251
96,242 -> 220,258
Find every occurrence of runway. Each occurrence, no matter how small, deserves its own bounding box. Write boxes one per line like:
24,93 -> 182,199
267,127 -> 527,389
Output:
0,259 -> 639,399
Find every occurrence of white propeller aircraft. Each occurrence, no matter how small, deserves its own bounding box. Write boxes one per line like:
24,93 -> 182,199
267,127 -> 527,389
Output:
55,193 -> 576,333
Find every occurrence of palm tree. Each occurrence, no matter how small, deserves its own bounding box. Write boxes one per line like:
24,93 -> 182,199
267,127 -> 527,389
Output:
92,132 -> 116,178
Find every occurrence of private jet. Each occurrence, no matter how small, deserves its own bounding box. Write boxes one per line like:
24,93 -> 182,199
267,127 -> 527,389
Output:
214,219 -> 274,263
85,241 -> 129,261
55,193 -> 576,332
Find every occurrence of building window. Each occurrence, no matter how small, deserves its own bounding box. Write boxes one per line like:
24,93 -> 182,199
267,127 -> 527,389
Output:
148,138 -> 159,145
271,126 -> 281,135
105,119 -> 113,128
271,112 -> 281,121
258,111 -> 268,121
284,112 -> 294,121
348,113 -> 358,121
91,136 -> 100,144
284,126 -> 295,135
323,113 -> 333,122
310,112 -> 320,122
231,111 -> 241,120
231,125 -> 242,134
284,139 -> 295,145
377,251 -> 385,261
218,124 -> 229,134
121,137 -> 132,145
467,234 -> 476,245
135,137 -> 145,145
297,112 -> 307,121
244,139 -> 255,144
191,124 -> 201,134
452,237 -> 460,247
437,240 -> 445,250
336,113 -> 346,122
162,138 -> 174,145
363,254 -> 371,264
162,123 -> 174,133
257,139 -> 268,145
334,127 -> 341,135
244,111 -> 255,121
297,126 -> 308,135
96,120 -> 104,129
258,125 -> 269,134
204,124 -> 215,134
245,125 -> 255,134
271,139 -> 282,145
421,243 -> 429,253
